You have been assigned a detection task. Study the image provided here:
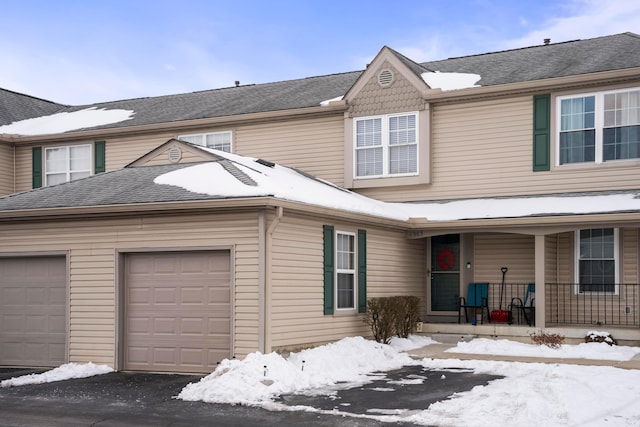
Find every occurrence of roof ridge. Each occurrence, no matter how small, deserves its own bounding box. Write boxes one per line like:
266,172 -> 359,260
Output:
0,87 -> 69,108
219,159 -> 258,186
85,70 -> 364,107
422,32 -> 633,64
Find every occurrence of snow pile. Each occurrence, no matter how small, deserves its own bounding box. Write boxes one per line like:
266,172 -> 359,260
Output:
447,337 -> 640,361
178,336 -> 427,404
0,107 -> 134,135
1,362 -> 113,387
409,358 -> 640,427
422,71 -> 481,91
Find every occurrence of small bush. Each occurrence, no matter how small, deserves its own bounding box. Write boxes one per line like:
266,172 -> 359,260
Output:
530,330 -> 565,349
585,331 -> 617,346
392,295 -> 421,338
364,296 -> 422,344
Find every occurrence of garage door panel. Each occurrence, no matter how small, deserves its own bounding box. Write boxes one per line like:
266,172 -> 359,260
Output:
124,251 -> 231,373
0,257 -> 67,367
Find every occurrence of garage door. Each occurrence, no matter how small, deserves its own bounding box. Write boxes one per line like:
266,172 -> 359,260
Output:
0,256 -> 67,367
124,251 -> 231,373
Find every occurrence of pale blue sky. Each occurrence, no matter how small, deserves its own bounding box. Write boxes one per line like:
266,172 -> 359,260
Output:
1,0 -> 639,105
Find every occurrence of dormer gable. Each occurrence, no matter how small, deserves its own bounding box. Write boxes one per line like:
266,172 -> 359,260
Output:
344,46 -> 431,117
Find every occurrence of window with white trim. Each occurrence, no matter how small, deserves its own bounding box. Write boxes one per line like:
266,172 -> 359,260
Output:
45,144 -> 91,186
558,88 -> 640,165
354,112 -> 418,178
336,231 -> 356,310
178,131 -> 232,152
576,228 -> 618,294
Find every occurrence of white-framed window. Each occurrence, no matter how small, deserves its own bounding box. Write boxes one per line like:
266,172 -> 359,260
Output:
354,112 -> 418,178
178,131 -> 232,152
45,144 -> 92,186
336,231 -> 356,310
557,87 -> 640,165
575,228 -> 618,294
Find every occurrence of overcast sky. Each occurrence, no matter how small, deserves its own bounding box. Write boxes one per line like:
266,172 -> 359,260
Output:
2,0 -> 639,105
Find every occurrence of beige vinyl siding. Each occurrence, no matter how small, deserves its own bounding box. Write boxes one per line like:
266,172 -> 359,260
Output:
474,234 -> 535,283
473,233 -> 535,309
0,143 -> 14,196
622,228 -> 639,284
236,115 -> 345,186
358,94 -> 640,202
269,213 -> 424,350
104,132 -> 178,171
545,234 -> 559,283
0,212 -> 259,366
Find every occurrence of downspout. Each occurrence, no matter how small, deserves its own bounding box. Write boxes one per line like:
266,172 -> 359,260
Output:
258,210 -> 266,353
264,206 -> 283,353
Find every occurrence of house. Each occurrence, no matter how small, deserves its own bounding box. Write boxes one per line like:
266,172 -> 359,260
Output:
0,32 -> 639,373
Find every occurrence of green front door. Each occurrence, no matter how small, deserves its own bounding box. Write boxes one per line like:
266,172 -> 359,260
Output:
431,234 -> 460,311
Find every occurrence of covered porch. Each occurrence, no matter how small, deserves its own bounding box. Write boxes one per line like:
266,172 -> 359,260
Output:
406,202 -> 640,346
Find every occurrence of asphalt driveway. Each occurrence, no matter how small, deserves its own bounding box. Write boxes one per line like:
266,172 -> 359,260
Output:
0,366 -> 501,426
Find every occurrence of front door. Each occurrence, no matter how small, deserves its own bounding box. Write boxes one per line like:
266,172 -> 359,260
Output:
430,234 -> 460,312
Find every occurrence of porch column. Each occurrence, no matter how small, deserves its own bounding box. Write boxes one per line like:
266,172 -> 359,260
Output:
534,234 -> 546,328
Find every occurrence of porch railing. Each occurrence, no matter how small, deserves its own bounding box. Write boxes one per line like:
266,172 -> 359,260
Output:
546,283 -> 639,327
478,282 -> 640,327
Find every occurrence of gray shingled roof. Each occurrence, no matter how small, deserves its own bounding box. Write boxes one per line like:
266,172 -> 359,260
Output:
4,33 -> 640,133
0,163 -> 248,211
421,32 -> 640,86
0,88 -> 66,126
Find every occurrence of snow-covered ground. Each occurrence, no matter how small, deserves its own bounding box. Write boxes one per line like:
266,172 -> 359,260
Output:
3,335 -> 640,426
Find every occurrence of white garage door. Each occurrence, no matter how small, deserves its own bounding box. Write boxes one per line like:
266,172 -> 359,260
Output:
124,251 -> 231,373
0,256 -> 67,367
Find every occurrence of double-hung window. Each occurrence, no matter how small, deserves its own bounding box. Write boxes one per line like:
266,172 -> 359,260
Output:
558,88 -> 640,165
336,232 -> 356,310
45,144 -> 92,186
576,228 -> 618,294
178,131 -> 232,152
355,112 -> 418,178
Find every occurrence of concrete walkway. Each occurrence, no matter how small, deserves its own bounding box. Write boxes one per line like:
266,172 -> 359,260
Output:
407,343 -> 640,370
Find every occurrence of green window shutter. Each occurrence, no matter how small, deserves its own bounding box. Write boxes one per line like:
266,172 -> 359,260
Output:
94,141 -> 106,174
32,146 -> 42,188
323,225 -> 335,315
533,94 -> 551,171
357,229 -> 367,313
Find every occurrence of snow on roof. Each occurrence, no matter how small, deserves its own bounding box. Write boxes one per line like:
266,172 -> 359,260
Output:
421,71 -> 481,91
0,107 -> 134,135
398,192 -> 640,221
154,147 -> 640,222
319,95 -> 343,106
154,147 -> 409,220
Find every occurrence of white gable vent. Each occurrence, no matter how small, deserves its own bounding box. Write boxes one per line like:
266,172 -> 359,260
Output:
378,69 -> 395,87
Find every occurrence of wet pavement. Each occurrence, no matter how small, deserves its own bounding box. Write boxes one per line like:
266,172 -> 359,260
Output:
0,364 -> 501,426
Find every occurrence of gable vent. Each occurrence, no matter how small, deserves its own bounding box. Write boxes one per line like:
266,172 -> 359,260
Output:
167,146 -> 182,163
378,69 -> 395,87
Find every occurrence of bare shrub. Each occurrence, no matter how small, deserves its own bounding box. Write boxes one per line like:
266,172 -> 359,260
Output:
530,330 -> 565,349
364,296 -> 422,343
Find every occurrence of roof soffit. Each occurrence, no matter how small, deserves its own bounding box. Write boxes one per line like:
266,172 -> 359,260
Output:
344,47 -> 429,103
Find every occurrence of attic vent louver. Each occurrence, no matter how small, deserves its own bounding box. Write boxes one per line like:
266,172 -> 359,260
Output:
168,146 -> 182,163
256,158 -> 275,168
378,69 -> 395,87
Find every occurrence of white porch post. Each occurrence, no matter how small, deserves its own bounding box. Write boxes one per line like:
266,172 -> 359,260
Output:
535,234 -> 546,329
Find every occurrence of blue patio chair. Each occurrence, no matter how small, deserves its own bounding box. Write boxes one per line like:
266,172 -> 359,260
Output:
509,283 -> 535,326
458,283 -> 490,324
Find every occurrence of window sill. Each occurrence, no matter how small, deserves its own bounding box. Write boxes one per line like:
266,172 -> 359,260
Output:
350,173 -> 430,189
553,158 -> 640,172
